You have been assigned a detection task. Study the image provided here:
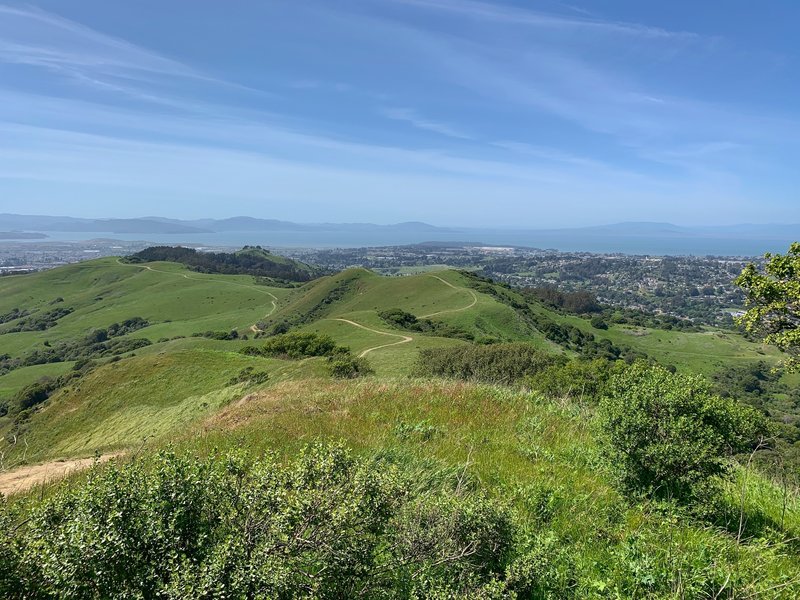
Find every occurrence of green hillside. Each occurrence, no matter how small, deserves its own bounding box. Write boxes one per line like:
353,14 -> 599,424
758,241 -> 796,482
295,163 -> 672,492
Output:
2,257 -> 800,596
126,245 -> 322,281
0,257 -> 784,466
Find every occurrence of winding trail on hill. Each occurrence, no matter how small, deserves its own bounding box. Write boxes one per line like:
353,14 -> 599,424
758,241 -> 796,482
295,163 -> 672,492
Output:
419,275 -> 478,318
116,259 -> 278,332
329,275 -> 477,357
0,453 -> 123,496
331,318 -> 413,357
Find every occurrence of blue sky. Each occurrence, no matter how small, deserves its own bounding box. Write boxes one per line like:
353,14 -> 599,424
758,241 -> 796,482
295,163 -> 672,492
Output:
1,0 -> 798,227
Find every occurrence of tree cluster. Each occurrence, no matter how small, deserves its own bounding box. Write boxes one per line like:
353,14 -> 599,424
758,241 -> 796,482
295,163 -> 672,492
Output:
1,307 -> 73,333
379,308 -> 474,341
0,318 -> 151,376
126,246 -> 319,282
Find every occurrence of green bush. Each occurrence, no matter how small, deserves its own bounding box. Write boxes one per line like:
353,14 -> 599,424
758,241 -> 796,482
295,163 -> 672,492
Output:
379,308 -> 474,341
327,354 -> 374,379
2,307 -> 73,333
0,444 -> 520,598
241,331 -> 343,359
12,380 -> 53,412
527,358 -> 623,401
227,366 -> 270,386
599,362 -> 768,507
415,343 -> 562,385
191,329 -> 239,340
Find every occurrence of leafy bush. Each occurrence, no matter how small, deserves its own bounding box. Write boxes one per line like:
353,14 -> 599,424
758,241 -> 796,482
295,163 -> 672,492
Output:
227,366 -> 270,386
0,444 -> 521,598
0,308 -> 30,325
191,329 -> 239,340
12,380 -> 52,412
527,358 -> 623,401
379,308 -> 474,341
380,308 -> 420,329
241,331 -> 343,359
599,362 -> 768,507
327,354 -> 374,379
415,343 -> 562,385
105,317 -> 150,337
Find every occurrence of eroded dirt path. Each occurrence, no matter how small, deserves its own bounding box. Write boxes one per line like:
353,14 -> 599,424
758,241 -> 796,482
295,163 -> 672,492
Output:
0,453 -> 123,496
332,318 -> 413,357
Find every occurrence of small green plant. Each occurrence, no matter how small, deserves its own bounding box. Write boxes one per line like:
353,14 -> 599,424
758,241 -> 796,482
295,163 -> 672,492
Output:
393,419 -> 442,441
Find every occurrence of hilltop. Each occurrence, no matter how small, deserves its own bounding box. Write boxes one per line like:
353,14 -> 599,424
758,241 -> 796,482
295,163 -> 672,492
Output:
125,245 -> 323,282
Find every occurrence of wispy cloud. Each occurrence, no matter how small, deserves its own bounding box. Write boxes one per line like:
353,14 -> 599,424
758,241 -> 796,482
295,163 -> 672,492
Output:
0,0 -> 795,225
1,120 -> 742,225
0,3 -> 269,102
385,0 -> 698,40
380,107 -> 473,139
0,4 -> 197,77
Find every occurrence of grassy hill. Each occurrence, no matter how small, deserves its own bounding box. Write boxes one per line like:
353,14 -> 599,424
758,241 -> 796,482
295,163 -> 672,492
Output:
126,244 -> 322,281
0,257 -> 785,467
1,257 -> 800,596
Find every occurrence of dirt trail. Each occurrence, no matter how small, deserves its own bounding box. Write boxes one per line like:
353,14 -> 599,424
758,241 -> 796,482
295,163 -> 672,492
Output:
0,453 -> 123,496
330,275 -> 477,357
332,318 -> 413,357
116,259 -> 278,331
419,275 -> 478,318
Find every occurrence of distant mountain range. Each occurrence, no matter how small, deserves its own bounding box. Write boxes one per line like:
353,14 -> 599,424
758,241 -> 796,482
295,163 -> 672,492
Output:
0,214 -> 443,235
0,213 -> 797,255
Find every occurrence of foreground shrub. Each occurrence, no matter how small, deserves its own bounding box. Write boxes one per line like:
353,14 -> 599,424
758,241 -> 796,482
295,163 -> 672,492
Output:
415,343 -> 562,385
599,362 -> 768,508
0,444 -> 522,598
